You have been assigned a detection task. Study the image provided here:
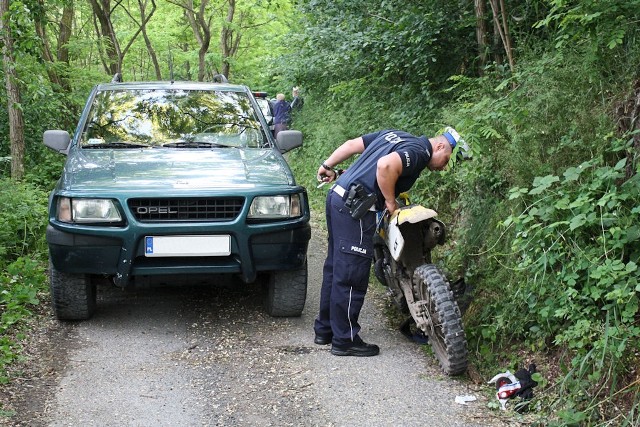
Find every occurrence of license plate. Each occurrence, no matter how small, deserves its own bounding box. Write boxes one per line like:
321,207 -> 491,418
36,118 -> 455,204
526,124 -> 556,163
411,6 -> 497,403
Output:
144,235 -> 231,257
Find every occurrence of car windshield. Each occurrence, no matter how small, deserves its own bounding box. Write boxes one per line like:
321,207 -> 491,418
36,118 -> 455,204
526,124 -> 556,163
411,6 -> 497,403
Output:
81,88 -> 266,149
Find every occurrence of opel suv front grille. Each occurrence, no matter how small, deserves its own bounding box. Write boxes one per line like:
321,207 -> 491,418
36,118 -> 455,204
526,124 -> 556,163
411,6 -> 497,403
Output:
128,197 -> 244,222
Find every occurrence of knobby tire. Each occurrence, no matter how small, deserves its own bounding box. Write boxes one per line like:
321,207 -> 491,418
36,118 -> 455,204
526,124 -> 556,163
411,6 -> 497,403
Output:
414,264 -> 468,375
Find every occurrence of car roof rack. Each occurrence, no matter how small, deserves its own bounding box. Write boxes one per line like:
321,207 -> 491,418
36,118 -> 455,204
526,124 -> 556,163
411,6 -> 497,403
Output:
212,74 -> 228,83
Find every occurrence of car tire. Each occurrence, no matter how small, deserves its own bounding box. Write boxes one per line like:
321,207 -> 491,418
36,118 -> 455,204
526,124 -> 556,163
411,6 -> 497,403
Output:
264,260 -> 307,317
49,260 -> 97,320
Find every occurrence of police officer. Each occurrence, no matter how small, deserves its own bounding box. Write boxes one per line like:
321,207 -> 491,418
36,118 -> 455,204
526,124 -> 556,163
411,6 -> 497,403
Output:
313,128 -> 464,356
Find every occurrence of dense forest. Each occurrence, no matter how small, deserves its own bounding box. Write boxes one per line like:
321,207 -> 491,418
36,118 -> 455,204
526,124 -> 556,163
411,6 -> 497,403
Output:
1,0 -> 639,424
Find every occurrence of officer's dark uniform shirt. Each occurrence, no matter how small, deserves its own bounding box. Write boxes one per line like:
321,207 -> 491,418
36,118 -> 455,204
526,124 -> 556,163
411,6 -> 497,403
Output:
335,130 -> 432,210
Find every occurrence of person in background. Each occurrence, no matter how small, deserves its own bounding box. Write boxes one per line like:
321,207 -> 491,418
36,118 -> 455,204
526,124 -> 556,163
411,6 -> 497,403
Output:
272,93 -> 291,137
291,87 -> 304,111
313,128 -> 466,357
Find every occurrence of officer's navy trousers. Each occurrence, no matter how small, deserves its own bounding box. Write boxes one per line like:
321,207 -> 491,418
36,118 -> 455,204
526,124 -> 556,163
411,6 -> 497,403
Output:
314,189 -> 377,348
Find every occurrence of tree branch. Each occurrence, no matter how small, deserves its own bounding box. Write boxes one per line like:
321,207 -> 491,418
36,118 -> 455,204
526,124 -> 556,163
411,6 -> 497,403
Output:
366,12 -> 392,23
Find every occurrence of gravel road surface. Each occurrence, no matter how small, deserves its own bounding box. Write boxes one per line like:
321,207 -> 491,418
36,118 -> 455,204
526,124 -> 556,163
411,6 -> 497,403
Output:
1,220 -> 505,426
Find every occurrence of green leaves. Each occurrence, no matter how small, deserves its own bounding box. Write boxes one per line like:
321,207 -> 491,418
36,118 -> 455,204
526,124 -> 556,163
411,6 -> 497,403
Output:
568,213 -> 587,230
563,164 -> 586,181
505,145 -> 640,378
0,179 -> 48,269
557,408 -> 588,425
529,174 -> 560,195
0,257 -> 47,383
536,0 -> 640,52
291,0 -> 475,104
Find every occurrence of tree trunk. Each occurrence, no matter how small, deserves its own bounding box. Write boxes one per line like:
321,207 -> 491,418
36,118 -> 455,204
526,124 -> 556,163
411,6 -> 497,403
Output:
498,0 -> 514,72
474,0 -> 487,74
220,0 -> 237,78
197,46 -> 207,81
175,0 -> 211,81
196,0 -> 211,82
117,0 -> 160,79
138,0 -> 161,79
91,14 -> 111,73
616,79 -> 640,180
57,1 -> 73,64
1,0 -> 26,180
34,0 -> 64,88
488,0 -> 515,73
88,0 -> 121,75
182,42 -> 191,80
171,0 -> 246,81
56,0 -> 74,91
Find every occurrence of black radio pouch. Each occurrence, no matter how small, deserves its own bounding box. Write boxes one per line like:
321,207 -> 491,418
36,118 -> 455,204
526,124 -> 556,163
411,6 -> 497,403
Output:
345,184 -> 377,220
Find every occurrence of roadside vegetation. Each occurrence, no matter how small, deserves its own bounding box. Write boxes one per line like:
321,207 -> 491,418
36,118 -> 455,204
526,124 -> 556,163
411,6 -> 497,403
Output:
1,0 -> 638,424
0,179 -> 48,384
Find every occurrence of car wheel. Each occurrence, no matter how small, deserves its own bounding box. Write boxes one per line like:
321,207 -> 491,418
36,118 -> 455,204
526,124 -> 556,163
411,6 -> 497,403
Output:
264,259 -> 307,317
49,260 -> 97,320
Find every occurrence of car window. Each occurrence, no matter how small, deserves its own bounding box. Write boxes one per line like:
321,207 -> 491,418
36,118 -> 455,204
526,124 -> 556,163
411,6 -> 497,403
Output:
256,98 -> 272,118
82,89 -> 266,149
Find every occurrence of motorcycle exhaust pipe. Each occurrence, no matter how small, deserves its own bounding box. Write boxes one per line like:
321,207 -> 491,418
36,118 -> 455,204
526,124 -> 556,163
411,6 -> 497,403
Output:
424,220 -> 446,249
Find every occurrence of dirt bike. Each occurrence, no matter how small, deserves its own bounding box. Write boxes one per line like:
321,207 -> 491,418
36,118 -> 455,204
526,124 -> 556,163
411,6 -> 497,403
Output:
373,194 -> 468,375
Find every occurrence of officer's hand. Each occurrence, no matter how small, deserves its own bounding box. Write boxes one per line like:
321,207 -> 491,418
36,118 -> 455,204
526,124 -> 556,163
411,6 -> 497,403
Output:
317,165 -> 336,184
385,200 -> 398,215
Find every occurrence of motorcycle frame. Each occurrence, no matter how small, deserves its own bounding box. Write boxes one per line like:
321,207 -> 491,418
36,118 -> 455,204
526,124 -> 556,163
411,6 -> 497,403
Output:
375,205 -> 447,332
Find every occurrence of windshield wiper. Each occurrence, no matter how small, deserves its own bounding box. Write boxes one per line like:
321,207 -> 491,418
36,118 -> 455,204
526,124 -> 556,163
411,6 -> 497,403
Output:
83,142 -> 150,149
161,141 -> 232,148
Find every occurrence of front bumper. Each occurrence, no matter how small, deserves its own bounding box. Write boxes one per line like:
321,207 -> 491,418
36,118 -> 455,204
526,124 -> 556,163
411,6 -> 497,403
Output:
47,220 -> 311,286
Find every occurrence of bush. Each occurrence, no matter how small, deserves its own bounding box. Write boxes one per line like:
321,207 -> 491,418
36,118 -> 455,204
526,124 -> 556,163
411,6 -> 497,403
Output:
0,257 -> 47,383
0,179 -> 49,268
502,137 -> 639,424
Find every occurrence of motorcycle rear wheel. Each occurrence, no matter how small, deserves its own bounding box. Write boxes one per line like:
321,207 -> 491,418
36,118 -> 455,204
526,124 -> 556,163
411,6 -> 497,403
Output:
414,264 -> 468,375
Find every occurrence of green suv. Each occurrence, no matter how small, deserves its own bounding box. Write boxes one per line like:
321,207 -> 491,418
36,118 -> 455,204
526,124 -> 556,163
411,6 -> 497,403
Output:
43,79 -> 311,320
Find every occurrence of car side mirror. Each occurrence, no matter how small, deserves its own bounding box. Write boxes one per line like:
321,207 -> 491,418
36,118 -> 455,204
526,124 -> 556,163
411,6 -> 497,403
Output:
275,130 -> 303,154
43,130 -> 71,155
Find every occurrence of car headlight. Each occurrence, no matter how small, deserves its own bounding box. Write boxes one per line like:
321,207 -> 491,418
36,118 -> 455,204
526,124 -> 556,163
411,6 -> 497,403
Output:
56,197 -> 122,223
248,194 -> 302,219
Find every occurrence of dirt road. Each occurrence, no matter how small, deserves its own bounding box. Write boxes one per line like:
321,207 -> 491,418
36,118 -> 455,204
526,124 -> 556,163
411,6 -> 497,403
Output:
1,222 -> 501,426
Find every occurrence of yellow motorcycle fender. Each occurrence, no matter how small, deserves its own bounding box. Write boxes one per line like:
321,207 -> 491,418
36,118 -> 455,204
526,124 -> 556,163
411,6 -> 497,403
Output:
386,205 -> 438,261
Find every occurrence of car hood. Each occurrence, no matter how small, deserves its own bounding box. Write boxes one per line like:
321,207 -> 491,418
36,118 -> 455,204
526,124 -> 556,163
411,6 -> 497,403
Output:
60,148 -> 295,192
